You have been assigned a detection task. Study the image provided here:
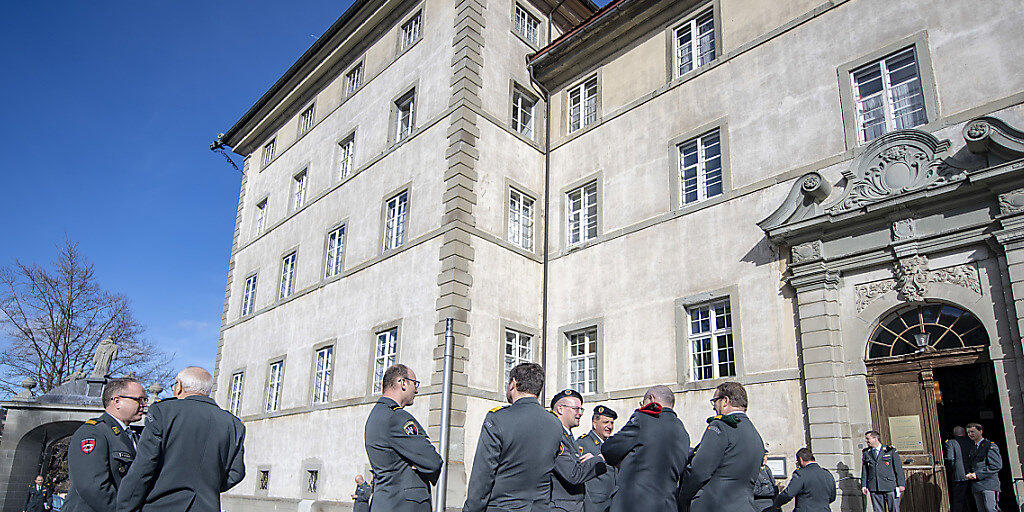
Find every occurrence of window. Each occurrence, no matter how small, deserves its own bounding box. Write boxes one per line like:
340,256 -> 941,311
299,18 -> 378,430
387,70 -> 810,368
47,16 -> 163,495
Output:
229,371 -> 244,416
567,76 -> 598,133
325,225 -> 346,278
400,12 -> 421,50
254,199 -> 267,235
504,329 -> 532,384
674,10 -> 715,77
868,304 -> 987,359
346,63 -> 363,95
678,129 -> 723,205
258,470 -> 270,490
373,328 -> 398,394
383,191 -> 408,251
567,328 -> 597,395
266,361 -> 283,412
511,88 -> 536,139
261,139 -> 276,167
566,181 -> 598,246
241,274 -> 258,316
514,5 -> 540,45
291,170 -> 308,212
312,346 -> 334,403
395,90 -> 416,142
299,103 -> 316,134
688,299 -> 735,380
338,136 -> 355,179
508,187 -> 535,251
851,46 -> 927,144
280,251 -> 297,299
306,470 -> 319,493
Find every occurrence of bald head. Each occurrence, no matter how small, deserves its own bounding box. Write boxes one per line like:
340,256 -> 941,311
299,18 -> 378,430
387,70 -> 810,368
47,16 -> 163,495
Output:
953,425 -> 966,437
644,385 -> 675,408
176,366 -> 214,396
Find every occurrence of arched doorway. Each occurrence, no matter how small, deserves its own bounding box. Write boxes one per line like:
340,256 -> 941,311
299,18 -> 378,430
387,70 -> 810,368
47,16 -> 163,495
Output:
865,302 -> 1015,512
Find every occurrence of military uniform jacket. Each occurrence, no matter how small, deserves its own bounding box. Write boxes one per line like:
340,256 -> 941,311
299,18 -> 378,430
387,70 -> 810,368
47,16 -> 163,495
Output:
364,397 -> 442,512
772,462 -> 836,512
966,439 -> 1002,492
116,395 -> 246,512
602,405 -> 690,512
64,412 -> 136,512
24,484 -> 51,512
860,445 -> 905,492
551,427 -> 604,512
944,437 -> 968,482
679,412 -> 764,512
463,397 -> 564,512
578,431 -> 616,512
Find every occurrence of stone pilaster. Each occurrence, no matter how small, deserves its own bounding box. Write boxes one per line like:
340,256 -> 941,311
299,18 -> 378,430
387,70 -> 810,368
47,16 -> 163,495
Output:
213,156 -> 250,394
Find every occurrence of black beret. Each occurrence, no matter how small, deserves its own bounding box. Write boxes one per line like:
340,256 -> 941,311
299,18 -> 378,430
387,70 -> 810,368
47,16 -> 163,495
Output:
593,405 -> 617,420
550,388 -> 584,409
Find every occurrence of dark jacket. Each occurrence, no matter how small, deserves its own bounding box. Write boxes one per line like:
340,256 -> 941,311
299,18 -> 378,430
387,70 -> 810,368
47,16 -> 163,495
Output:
773,462 -> 836,512
752,465 -> 777,510
24,484 -> 51,512
860,445 -> 904,492
64,412 -> 136,512
679,412 -> 764,512
354,482 -> 372,512
115,395 -> 246,512
602,404 -> 690,512
551,428 -> 604,512
966,439 -> 1002,492
578,430 -> 616,512
364,397 -> 442,512
944,436 -> 968,482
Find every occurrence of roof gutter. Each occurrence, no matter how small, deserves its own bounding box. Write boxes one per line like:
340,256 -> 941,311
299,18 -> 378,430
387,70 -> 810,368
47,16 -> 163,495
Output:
529,0 -> 629,65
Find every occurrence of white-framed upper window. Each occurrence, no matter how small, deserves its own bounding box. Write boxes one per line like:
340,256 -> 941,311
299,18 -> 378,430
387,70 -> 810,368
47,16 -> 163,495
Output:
688,299 -> 735,381
512,88 -> 536,139
566,181 -> 598,246
325,225 -> 345,278
567,76 -> 598,133
241,273 -> 258,316
395,90 -> 416,142
674,10 -> 715,77
851,46 -> 927,144
261,138 -> 276,167
568,328 -> 598,395
299,103 -> 316,134
400,12 -> 422,50
508,187 -> 535,251
345,63 -> 363,95
514,4 -> 540,45
266,360 -> 283,412
312,346 -> 334,403
679,129 -> 723,206
280,251 -> 297,299
229,371 -> 244,416
383,191 -> 408,251
504,329 -> 532,384
291,170 -> 308,212
254,198 -> 268,235
338,136 -> 355,179
372,328 -> 399,394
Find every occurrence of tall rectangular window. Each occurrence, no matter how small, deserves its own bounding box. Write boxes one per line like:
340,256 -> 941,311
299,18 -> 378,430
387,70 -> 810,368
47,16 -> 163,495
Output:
383,191 -> 408,251
674,10 -> 715,77
851,46 -> 927,144
307,470 -> 319,493
514,5 -> 540,45
679,129 -> 723,206
254,199 -> 268,235
291,170 -> 308,212
280,251 -> 297,299
567,328 -> 597,395
258,470 -> 270,490
566,181 -> 598,246
504,329 -> 532,384
299,103 -> 316,134
400,13 -> 421,50
325,226 -> 346,278
261,139 -> 276,167
346,64 -> 363,95
241,274 -> 258,316
508,188 -> 535,251
266,361 -> 283,412
229,371 -> 244,416
688,299 -> 735,380
511,89 -> 536,139
338,136 -> 355,179
373,328 -> 399,394
395,90 -> 416,142
312,346 -> 334,403
567,76 -> 598,133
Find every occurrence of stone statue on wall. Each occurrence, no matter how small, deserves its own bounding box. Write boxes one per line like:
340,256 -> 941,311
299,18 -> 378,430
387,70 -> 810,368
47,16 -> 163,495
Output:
90,338 -> 119,379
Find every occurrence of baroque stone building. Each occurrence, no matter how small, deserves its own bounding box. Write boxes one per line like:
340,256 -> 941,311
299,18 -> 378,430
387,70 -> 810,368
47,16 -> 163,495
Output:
214,0 -> 1024,510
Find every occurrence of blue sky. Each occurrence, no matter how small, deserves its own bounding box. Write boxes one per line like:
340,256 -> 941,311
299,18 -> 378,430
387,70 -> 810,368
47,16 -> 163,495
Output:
0,0 -> 609,374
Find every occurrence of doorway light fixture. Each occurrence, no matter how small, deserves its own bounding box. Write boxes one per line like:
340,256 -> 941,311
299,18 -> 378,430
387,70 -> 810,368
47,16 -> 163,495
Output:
914,332 -> 930,352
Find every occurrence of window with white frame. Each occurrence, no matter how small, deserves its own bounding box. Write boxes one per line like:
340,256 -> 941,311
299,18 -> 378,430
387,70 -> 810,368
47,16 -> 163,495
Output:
261,138 -> 276,167
567,328 -> 598,395
254,198 -> 268,235
291,170 -> 308,212
688,299 -> 735,380
241,273 -> 258,316
325,225 -> 346,278
312,346 -> 334,403
674,10 -> 715,77
383,191 -> 408,251
280,251 -> 297,299
566,181 -> 598,246
229,371 -> 244,416
299,103 -> 316,134
504,329 -> 532,384
395,90 -> 415,142
508,187 -> 535,251
512,88 -> 536,139
266,360 -> 283,412
346,63 -> 363,95
851,46 -> 927,144
338,136 -> 355,179
400,13 -> 421,50
567,76 -> 598,133
514,4 -> 540,45
372,328 -> 398,393
679,129 -> 723,206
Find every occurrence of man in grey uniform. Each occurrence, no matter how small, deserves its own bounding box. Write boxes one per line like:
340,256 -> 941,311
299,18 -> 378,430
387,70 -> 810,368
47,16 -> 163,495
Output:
944,426 -> 971,512
679,381 -> 764,512
550,389 -> 605,512
463,362 -> 564,512
860,430 -> 904,512
364,364 -> 442,512
578,405 -> 617,512
772,448 -> 836,512
965,422 -> 1003,512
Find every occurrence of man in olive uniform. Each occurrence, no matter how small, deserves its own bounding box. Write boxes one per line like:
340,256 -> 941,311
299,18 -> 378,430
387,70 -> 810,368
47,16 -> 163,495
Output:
463,363 -> 564,512
860,430 -> 905,512
603,385 -> 690,512
679,381 -> 765,512
578,406 -> 617,512
116,367 -> 246,512
364,364 -> 442,512
773,448 -> 836,512
64,377 -> 146,512
23,475 -> 51,512
965,423 -> 1003,512
550,389 -> 606,512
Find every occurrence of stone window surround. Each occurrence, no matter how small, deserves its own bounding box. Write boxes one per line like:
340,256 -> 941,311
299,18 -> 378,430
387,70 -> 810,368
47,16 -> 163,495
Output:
344,59 -> 366,98
308,339 -> 337,406
228,365 -> 246,416
508,79 -> 541,142
562,71 -> 603,136
559,171 -> 604,252
556,317 -> 605,396
667,117 -> 731,211
396,8 -> 423,55
837,31 -> 939,151
510,1 -> 546,50
366,318 -> 403,397
503,177 -> 542,256
289,164 -> 311,213
252,195 -> 269,239
498,318 -> 540,391
255,465 -> 271,496
240,270 -> 259,319
321,218 -> 349,280
334,129 -> 358,181
276,244 -> 301,303
261,137 -> 277,170
300,458 -> 324,499
378,183 -> 413,256
264,354 -> 287,413
662,0 -> 723,82
673,285 -> 744,387
297,101 -> 316,136
388,80 -> 420,146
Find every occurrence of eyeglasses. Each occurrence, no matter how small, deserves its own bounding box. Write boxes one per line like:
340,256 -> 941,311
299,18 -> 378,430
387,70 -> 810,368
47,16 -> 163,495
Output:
118,395 -> 149,405
559,405 -> 585,413
710,396 -> 726,404
403,378 -> 421,390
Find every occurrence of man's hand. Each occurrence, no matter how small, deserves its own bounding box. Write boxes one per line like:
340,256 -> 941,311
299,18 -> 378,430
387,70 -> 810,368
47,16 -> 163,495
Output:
351,494 -> 358,499
966,473 -> 977,480
861,487 -> 869,495
579,453 -> 594,462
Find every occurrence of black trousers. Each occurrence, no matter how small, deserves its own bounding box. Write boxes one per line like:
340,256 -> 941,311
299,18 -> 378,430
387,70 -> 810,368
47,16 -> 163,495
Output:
949,481 -> 971,512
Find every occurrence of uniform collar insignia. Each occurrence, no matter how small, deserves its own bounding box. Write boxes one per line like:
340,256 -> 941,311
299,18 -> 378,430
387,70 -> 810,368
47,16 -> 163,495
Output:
707,414 -> 741,427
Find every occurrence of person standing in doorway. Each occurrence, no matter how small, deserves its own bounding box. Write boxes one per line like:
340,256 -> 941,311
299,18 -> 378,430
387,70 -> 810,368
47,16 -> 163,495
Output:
352,474 -> 372,512
965,422 -> 1003,512
860,430 -> 905,512
23,475 -> 51,512
944,426 -> 971,512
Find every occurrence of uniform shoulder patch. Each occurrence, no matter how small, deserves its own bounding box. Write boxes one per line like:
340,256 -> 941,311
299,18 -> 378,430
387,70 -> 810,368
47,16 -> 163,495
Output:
489,405 -> 508,413
111,425 -> 122,435
403,420 -> 419,436
706,424 -> 722,435
80,439 -> 96,454
84,420 -> 98,425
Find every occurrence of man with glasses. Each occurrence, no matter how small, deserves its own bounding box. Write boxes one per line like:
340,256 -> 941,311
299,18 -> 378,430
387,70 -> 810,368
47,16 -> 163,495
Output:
550,389 -> 606,512
364,364 -> 441,512
64,377 -> 146,512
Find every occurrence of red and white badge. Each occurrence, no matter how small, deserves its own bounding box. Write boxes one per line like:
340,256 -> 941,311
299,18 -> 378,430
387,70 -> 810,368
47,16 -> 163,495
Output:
81,439 -> 96,454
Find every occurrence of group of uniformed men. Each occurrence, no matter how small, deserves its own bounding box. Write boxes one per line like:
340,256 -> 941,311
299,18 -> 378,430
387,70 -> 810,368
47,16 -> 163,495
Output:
364,362 -> 841,512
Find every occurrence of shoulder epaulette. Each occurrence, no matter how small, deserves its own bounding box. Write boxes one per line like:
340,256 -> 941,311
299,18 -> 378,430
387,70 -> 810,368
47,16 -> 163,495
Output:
489,405 -> 508,413
706,414 -> 741,427
390,404 -> 402,410
84,419 -> 98,425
